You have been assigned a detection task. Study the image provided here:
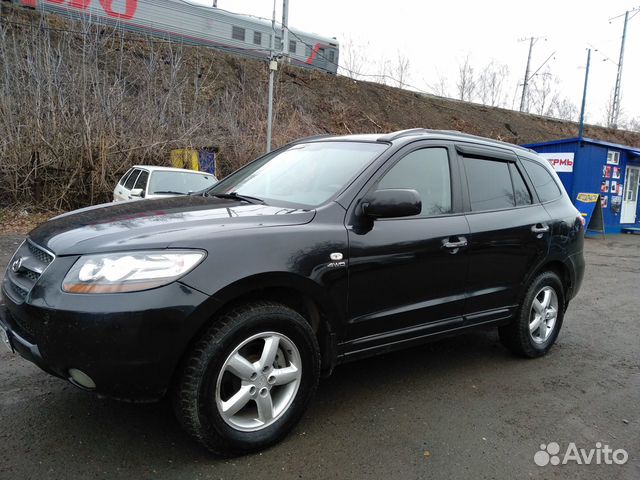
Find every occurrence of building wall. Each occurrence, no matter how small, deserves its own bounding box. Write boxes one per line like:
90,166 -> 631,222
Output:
529,141 -> 639,233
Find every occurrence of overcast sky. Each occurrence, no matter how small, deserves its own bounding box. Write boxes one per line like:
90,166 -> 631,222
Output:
194,0 -> 639,126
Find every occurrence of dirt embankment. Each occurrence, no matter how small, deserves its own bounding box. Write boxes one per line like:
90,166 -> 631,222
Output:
1,3 -> 639,211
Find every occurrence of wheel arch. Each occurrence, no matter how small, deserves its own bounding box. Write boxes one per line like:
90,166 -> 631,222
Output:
522,259 -> 573,308
178,272 -> 342,382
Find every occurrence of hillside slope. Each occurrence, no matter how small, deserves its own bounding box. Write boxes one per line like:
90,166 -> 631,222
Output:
1,3 -> 639,209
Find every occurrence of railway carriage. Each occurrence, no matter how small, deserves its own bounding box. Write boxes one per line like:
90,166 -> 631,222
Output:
15,0 -> 340,73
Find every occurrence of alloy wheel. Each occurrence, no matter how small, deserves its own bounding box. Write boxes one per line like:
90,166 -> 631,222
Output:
215,332 -> 302,432
529,286 -> 559,344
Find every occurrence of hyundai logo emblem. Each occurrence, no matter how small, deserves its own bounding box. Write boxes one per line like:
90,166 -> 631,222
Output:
11,257 -> 23,273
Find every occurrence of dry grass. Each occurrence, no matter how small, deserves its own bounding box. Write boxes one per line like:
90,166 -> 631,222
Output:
0,207 -> 60,235
0,6 -> 319,210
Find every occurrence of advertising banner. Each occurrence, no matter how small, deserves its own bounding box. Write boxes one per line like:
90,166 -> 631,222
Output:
539,152 -> 574,173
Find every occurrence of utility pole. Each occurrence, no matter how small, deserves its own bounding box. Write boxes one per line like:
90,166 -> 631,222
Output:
578,48 -> 591,141
519,37 -> 535,112
266,0 -> 278,152
281,0 -> 289,56
609,10 -> 629,128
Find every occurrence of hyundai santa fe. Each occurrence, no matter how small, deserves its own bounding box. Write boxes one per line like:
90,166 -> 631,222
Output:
1,129 -> 585,455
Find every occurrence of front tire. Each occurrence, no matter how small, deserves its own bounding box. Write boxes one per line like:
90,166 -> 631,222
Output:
173,301 -> 320,456
499,271 -> 565,358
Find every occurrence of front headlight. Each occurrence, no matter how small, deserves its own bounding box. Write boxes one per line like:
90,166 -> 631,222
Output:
62,250 -> 205,294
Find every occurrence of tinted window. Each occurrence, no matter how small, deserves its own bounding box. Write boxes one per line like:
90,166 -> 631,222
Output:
118,168 -> 132,186
149,171 -> 216,195
464,158 -> 513,211
510,164 -> 532,206
253,31 -> 261,45
232,26 -> 245,41
377,148 -> 452,216
124,169 -> 140,189
522,159 -> 562,202
134,170 -> 149,190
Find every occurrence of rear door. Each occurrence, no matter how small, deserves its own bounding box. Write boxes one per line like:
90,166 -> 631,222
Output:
458,144 -> 551,324
345,142 -> 470,349
132,169 -> 150,198
114,168 -> 133,201
123,168 -> 141,200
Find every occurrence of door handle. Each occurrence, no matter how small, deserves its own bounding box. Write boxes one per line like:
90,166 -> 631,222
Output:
531,224 -> 549,234
442,236 -> 468,253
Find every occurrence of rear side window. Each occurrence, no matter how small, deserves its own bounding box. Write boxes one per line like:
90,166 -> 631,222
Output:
377,148 -> 452,216
134,170 -> 149,190
118,168 -> 132,186
510,164 -> 532,206
464,158 -> 513,211
124,169 -> 140,190
521,159 -> 562,202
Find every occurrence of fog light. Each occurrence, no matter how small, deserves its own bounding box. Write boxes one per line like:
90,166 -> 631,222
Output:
68,368 -> 96,389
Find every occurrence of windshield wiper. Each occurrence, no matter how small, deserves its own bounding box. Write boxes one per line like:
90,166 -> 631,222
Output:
152,190 -> 186,195
211,192 -> 264,204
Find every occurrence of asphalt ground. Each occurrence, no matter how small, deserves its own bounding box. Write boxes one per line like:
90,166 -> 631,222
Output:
0,233 -> 638,479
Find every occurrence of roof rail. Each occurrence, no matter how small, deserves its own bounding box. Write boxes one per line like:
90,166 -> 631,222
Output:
377,128 -> 431,142
291,134 -> 334,144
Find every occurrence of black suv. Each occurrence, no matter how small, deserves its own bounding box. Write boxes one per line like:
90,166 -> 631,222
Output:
1,129 -> 585,455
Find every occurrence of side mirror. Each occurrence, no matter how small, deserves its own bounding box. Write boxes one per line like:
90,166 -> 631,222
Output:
362,189 -> 421,219
130,188 -> 145,198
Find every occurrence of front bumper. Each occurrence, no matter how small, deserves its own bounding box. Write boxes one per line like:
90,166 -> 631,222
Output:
1,280 -> 213,401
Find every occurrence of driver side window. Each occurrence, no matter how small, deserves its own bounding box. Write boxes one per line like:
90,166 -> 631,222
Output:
376,148 -> 452,216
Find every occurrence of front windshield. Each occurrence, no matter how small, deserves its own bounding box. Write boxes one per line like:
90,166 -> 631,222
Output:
208,142 -> 387,207
149,171 -> 216,195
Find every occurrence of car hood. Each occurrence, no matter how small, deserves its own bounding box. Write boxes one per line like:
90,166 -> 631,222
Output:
29,196 -> 315,255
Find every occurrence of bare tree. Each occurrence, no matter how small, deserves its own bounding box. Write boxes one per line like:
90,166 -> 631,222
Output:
375,57 -> 392,85
429,74 -> 451,98
529,67 -> 558,116
602,89 -> 628,128
340,35 -> 367,79
392,51 -> 411,89
548,96 -> 578,122
456,55 -> 476,102
477,60 -> 509,107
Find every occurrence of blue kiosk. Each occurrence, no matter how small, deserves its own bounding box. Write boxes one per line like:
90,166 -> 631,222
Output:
523,137 -> 640,234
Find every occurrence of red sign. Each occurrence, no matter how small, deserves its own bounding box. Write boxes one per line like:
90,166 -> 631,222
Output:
539,152 -> 574,173
21,0 -> 138,20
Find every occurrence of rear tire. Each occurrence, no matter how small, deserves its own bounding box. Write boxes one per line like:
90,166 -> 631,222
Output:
173,301 -> 320,456
499,271 -> 564,358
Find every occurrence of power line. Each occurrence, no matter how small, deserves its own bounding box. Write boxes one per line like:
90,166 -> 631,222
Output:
518,36 -> 546,112
608,7 -> 639,128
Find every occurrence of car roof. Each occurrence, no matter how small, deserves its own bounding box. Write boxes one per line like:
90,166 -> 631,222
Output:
130,165 -> 215,176
297,129 -> 537,156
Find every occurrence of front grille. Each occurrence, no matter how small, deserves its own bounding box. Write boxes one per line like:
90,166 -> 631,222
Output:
27,241 -> 53,266
4,239 -> 55,304
10,282 -> 28,300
